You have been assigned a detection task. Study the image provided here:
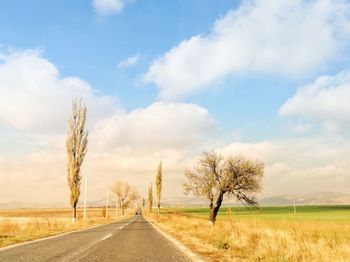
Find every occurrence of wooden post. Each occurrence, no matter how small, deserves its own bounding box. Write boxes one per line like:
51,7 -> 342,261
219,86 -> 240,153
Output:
105,191 -> 109,218
83,174 -> 88,219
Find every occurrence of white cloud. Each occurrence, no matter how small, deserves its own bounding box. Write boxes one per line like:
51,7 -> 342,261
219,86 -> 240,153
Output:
290,123 -> 313,133
0,50 -> 116,132
92,0 -> 132,16
118,53 -> 140,69
145,0 -> 350,100
0,147 -> 198,203
91,102 -> 216,151
0,49 -> 216,203
280,70 -> 350,130
219,138 -> 350,195
2,135 -> 350,202
1,48 -> 348,204
219,141 -> 279,165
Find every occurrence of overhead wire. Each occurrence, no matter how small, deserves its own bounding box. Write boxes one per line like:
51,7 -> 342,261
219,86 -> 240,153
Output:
0,114 -> 62,161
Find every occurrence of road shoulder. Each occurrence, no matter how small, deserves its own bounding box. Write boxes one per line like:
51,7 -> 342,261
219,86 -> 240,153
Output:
144,215 -> 205,262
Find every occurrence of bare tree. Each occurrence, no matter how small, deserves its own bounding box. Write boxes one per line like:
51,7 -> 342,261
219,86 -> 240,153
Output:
184,151 -> 264,225
148,183 -> 153,213
66,99 -> 88,222
155,161 -> 163,214
112,180 -> 138,216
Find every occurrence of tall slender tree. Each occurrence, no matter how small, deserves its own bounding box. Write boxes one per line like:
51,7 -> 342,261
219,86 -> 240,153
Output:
148,183 -> 153,213
66,99 -> 88,222
155,161 -> 163,214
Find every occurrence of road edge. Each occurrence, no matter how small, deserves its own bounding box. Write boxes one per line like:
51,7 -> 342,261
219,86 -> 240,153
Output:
0,216 -> 133,252
143,215 -> 206,262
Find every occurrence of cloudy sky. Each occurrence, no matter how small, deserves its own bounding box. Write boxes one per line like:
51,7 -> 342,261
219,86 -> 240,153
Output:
0,0 -> 350,204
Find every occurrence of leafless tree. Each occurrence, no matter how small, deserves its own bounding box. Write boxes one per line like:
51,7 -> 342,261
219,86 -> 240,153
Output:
155,161 -> 163,214
184,151 -> 264,225
112,180 -> 138,216
66,99 -> 88,222
148,183 -> 153,213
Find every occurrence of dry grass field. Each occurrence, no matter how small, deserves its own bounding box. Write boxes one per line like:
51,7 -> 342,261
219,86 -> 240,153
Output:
146,207 -> 350,262
0,208 -> 132,248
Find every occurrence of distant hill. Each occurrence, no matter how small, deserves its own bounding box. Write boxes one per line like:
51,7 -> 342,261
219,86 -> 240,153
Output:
1,191 -> 349,209
162,192 -> 350,207
259,192 -> 350,206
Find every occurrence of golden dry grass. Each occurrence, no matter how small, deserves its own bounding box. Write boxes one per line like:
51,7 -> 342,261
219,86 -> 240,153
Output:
146,212 -> 350,262
0,208 -> 132,248
0,207 -> 108,218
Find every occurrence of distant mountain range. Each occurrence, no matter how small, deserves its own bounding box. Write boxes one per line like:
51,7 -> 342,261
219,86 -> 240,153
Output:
160,191 -> 350,207
1,191 -> 349,209
259,191 -> 350,206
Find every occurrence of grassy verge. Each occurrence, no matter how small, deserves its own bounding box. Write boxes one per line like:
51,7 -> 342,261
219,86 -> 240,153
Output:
0,208 -> 132,248
145,208 -> 350,261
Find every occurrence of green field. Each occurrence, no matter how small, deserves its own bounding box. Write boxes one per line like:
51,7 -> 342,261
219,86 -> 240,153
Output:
164,205 -> 350,221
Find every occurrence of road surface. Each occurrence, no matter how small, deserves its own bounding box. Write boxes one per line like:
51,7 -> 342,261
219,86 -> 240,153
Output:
0,213 -> 192,262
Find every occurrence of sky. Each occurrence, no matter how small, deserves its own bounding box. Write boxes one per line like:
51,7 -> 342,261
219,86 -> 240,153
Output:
0,0 -> 350,204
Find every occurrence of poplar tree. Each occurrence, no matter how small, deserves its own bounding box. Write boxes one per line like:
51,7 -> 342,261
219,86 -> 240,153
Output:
66,99 -> 88,222
148,183 -> 153,213
155,161 -> 163,214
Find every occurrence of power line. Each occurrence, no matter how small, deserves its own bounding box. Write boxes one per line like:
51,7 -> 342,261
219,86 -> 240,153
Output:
0,114 -> 61,161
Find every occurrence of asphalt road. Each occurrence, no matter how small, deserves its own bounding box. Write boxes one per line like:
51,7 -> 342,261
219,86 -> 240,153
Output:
0,213 -> 192,262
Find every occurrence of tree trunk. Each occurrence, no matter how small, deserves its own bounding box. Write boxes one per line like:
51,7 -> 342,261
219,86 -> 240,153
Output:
158,204 -> 160,214
72,205 -> 77,223
208,200 -> 214,224
208,192 -> 224,225
121,200 -> 124,216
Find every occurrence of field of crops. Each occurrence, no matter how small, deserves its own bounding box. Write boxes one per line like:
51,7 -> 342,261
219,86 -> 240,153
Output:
164,205 -> 350,221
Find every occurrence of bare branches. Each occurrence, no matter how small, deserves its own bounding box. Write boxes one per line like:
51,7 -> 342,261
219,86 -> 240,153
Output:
112,180 -> 139,216
66,98 -> 88,221
183,151 -> 222,204
183,151 -> 264,224
224,156 -> 264,197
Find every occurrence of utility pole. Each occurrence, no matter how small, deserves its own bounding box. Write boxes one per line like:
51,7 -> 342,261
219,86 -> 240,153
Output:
83,174 -> 88,219
116,196 -> 118,217
105,191 -> 109,218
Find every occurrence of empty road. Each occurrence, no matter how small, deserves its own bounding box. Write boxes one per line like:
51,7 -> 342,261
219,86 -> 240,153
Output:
0,213 -> 193,262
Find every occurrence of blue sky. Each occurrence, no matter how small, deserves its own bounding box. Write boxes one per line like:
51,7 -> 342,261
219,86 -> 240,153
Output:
1,0 -> 347,138
1,0 -> 350,203
0,0 -> 295,138
0,1 -> 235,105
